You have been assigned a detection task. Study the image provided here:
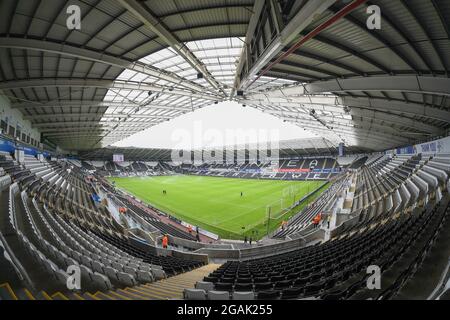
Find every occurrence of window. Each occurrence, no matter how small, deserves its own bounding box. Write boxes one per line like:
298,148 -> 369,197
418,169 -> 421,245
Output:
0,120 -> 7,133
8,126 -> 15,137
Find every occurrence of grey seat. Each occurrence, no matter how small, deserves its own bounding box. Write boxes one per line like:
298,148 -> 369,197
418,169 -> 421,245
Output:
184,289 -> 206,300
64,257 -> 79,268
90,253 -> 101,261
55,270 -> 69,285
233,291 -> 255,300
101,257 -> 112,266
151,268 -> 166,280
104,266 -> 119,280
117,272 -> 137,287
55,250 -> 68,266
139,265 -> 152,272
71,250 -> 82,262
195,281 -> 214,292
136,270 -> 154,283
208,291 -> 230,300
150,264 -> 163,270
81,255 -> 93,268
42,257 -> 58,275
91,272 -> 113,291
79,264 -> 93,280
128,262 -> 139,269
112,261 -> 124,271
123,265 -> 137,276
91,260 -> 105,274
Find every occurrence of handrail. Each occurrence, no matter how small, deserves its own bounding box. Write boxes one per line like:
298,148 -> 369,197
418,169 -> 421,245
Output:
9,183 -> 19,230
2,183 -> 35,291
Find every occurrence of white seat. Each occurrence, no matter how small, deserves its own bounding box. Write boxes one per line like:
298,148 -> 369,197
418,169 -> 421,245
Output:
232,291 -> 255,300
195,281 -> 214,292
184,288 -> 206,300
208,291 -> 230,300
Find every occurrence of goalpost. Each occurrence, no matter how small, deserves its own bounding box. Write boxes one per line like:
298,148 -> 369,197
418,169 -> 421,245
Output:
266,185 -> 302,222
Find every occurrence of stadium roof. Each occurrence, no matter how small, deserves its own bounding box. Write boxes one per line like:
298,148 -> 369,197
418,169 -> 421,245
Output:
79,137 -> 369,161
0,0 -> 449,152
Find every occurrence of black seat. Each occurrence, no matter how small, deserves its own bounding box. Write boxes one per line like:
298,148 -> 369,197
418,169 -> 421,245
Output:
344,279 -> 364,299
236,277 -> 252,284
274,279 -> 293,290
257,290 -> 280,300
215,282 -> 233,291
253,277 -> 269,283
204,276 -> 219,283
270,275 -> 285,282
286,272 -> 300,280
281,287 -> 303,299
234,283 -> 253,292
321,290 -> 344,300
303,282 -> 324,297
293,277 -> 309,287
219,277 -> 235,283
254,282 -> 273,291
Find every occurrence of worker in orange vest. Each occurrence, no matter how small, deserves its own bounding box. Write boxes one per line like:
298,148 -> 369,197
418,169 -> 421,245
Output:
312,213 -> 321,228
188,225 -> 193,234
162,235 -> 169,249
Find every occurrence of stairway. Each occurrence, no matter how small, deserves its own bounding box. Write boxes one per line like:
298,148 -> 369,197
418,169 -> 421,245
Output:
100,263 -> 221,300
0,264 -> 221,300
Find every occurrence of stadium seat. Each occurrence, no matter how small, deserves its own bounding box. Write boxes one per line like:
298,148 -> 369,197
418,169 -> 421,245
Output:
233,291 -> 255,300
257,290 -> 280,300
195,281 -> 214,292
208,291 -> 230,300
184,289 -> 206,300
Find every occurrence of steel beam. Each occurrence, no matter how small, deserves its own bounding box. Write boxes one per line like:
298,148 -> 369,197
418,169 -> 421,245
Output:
238,0 -> 336,90
116,0 -> 226,96
24,113 -> 175,121
12,100 -> 198,112
0,79 -> 220,101
0,37 -> 208,93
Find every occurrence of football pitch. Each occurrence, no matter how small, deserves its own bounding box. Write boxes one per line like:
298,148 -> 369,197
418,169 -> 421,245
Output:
108,175 -> 328,240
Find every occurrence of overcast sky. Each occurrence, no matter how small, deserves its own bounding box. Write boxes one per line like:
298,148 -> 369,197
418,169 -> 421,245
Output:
113,101 -> 317,149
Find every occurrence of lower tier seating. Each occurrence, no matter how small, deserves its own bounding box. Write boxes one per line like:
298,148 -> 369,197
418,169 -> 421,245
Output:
190,196 -> 449,300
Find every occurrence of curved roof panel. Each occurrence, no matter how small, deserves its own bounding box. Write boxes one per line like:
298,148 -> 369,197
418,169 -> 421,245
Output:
0,0 -> 448,152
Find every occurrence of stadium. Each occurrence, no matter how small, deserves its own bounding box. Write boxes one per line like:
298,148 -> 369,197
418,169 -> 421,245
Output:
0,0 -> 449,304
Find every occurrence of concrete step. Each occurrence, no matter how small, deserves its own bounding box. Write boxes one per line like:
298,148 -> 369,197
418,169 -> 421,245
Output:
116,264 -> 221,300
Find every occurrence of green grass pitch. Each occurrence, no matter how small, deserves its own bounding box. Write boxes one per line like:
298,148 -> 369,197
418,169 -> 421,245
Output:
108,175 -> 328,240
